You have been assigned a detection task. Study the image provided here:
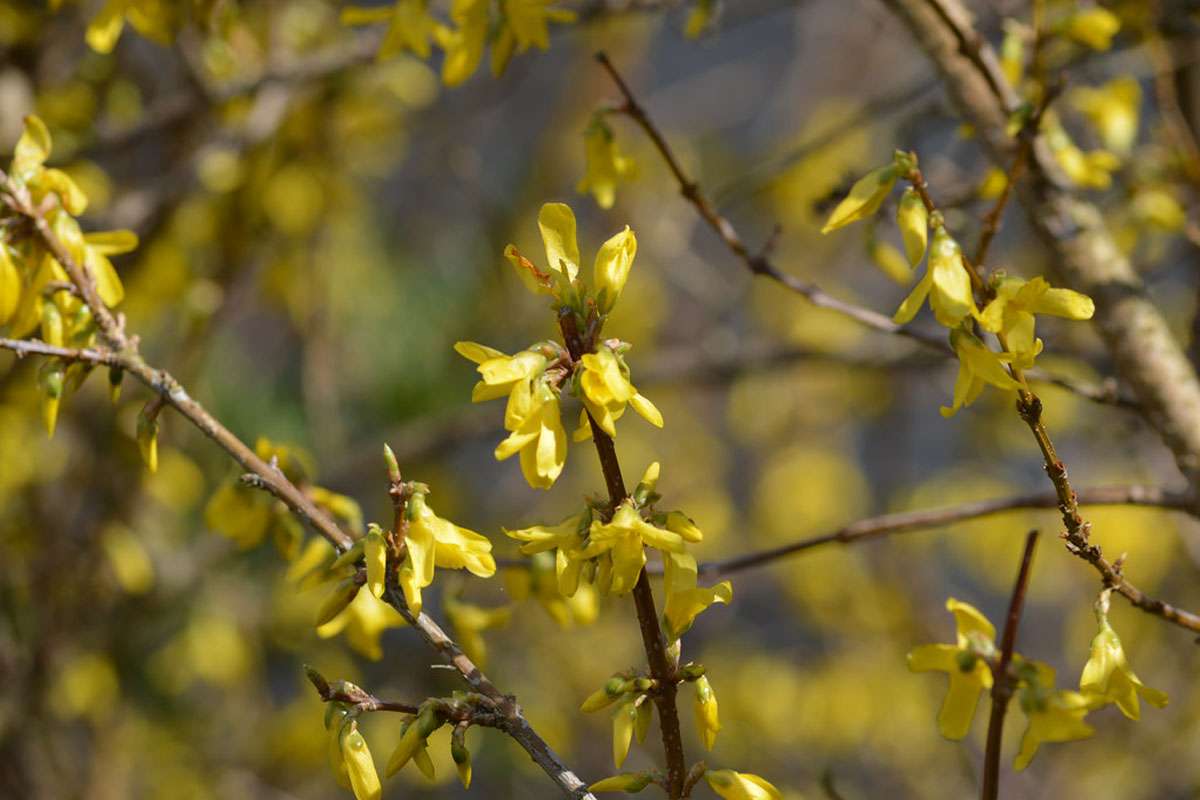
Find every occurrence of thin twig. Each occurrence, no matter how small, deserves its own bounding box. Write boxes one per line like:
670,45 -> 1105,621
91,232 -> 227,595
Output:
683,484 -> 1191,578
981,530 -> 1039,800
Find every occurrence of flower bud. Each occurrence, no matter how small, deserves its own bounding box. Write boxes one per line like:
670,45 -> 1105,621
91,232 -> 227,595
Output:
897,187 -> 928,266
364,525 -> 387,599
315,577 -> 360,626
589,772 -> 654,793
594,225 -> 637,313
450,724 -> 472,788
136,401 -> 160,473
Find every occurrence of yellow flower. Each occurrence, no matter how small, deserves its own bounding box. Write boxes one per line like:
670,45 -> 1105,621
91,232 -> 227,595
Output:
578,121 -> 637,211
455,341 -> 549,402
894,225 -> 978,328
896,187 -> 928,266
704,769 -> 783,800
1014,664 -> 1095,770
85,0 -> 173,54
495,376 -> 568,489
434,0 -> 488,86
505,511 -> 589,596
821,162 -> 898,233
661,550 -> 732,642
611,698 -> 638,768
1079,602 -> 1167,720
387,706 -> 444,777
979,275 -> 1094,368
940,328 -> 1022,418
692,675 -> 720,751
582,500 -> 686,595
590,773 -> 653,793
1070,77 -> 1140,156
593,225 -> 637,313
867,239 -> 913,286
907,597 -> 996,739
1045,115 -> 1119,189
342,0 -> 436,60
576,346 -> 662,438
444,595 -> 512,669
317,589 -> 408,661
0,244 -> 19,326
503,0 -> 576,52
1062,7 -> 1120,51
504,201 -> 581,295
338,718 -> 382,800
398,491 -> 495,614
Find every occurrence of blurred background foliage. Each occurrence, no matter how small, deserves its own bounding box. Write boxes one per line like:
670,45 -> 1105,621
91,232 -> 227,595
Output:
2,0 -> 1200,798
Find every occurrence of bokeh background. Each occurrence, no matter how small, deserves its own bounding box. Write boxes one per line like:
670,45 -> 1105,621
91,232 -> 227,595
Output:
3,0 -> 1200,797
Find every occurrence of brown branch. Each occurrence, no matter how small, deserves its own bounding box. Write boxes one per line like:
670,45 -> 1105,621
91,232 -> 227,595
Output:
981,530 -> 1039,800
557,309 -> 688,799
0,337 -> 120,366
1,185 -> 596,800
304,666 -> 421,715
591,52 -> 1134,412
682,484 -> 1191,578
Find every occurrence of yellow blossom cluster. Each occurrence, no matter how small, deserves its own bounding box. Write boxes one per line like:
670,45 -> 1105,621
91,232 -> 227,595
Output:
909,595 -> 1166,770
342,0 -> 575,86
822,150 -> 1094,416
1,116 -> 138,435
456,202 -> 662,489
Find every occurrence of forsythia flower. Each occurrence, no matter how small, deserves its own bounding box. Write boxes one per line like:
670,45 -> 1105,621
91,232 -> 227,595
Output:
84,0 -> 173,54
704,769 -> 783,800
611,698 -> 639,768
496,375 -> 568,489
593,225 -> 638,313
578,120 -> 636,210
661,550 -> 732,642
503,0 -> 576,53
979,275 -> 1095,368
581,500 -> 686,595
940,328 -> 1022,418
317,589 -> 408,661
337,718 -> 383,800
1045,116 -> 1119,189
505,202 -> 581,295
397,491 -> 496,614
907,598 -> 996,739
575,346 -> 662,438
867,239 -> 913,285
692,674 -> 720,750
1071,77 -> 1141,156
589,772 -> 653,792
455,342 -> 549,402
505,511 -> 589,596
434,0 -> 488,86
444,594 -> 512,669
896,186 -> 928,266
342,0 -> 437,60
1062,6 -> 1120,51
894,225 -> 978,328
1079,594 -> 1167,720
821,162 -> 899,233
1014,664 -> 1095,770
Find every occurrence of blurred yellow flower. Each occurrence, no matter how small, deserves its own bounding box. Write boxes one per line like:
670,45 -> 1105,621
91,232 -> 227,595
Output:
1014,664 -> 1095,770
1071,77 -> 1140,155
342,0 -> 436,60
1062,7 -> 1120,51
578,121 -> 636,211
